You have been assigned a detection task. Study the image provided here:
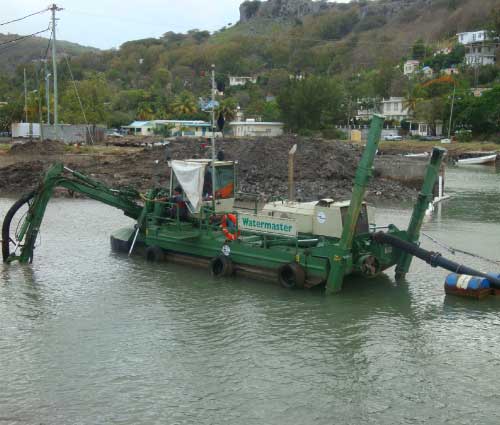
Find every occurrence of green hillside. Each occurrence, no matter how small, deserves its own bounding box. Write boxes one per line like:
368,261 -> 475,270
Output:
0,0 -> 499,139
0,33 -> 98,74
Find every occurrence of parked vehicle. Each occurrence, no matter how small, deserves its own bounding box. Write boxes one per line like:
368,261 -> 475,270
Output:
384,134 -> 402,141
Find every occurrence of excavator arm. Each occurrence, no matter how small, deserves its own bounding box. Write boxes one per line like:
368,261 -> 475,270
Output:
2,163 -> 143,264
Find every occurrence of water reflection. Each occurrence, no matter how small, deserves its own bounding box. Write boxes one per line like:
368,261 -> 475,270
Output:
1,165 -> 500,424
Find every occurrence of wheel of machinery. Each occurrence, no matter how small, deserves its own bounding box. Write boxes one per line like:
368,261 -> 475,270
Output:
145,245 -> 165,263
210,255 -> 234,278
278,262 -> 306,289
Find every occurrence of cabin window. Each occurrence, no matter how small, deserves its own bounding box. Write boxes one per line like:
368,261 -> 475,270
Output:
214,165 -> 235,199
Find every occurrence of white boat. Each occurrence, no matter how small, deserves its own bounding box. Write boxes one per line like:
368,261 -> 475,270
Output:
404,152 -> 429,158
457,154 -> 497,165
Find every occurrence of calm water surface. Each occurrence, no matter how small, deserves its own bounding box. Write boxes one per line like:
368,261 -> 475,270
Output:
1,165 -> 500,424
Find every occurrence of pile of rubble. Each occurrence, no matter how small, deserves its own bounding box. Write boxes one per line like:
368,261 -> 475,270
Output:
0,136 -> 418,203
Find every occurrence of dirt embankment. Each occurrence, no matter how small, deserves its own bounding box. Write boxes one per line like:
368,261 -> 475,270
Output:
0,137 -> 417,203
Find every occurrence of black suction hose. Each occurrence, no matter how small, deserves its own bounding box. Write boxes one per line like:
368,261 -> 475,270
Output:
2,191 -> 35,262
372,232 -> 500,289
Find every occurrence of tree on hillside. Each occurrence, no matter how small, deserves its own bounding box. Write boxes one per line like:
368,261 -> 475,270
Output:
216,98 -> 238,123
372,62 -> 396,99
262,100 -> 281,122
425,44 -> 465,71
403,84 -> 424,116
489,6 -> 500,36
59,74 -> 110,124
136,102 -> 154,120
411,39 -> 427,60
171,91 -> 198,116
0,101 -> 23,131
415,97 -> 446,135
277,76 -> 345,132
188,29 -> 210,44
113,89 -> 150,113
454,85 -> 500,135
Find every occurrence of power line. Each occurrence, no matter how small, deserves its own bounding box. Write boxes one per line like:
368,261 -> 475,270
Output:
0,27 -> 50,49
42,27 -> 54,60
0,8 -> 49,26
60,46 -> 95,145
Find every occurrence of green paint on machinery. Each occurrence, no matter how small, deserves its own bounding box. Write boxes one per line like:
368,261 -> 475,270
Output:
1,116 -> 448,292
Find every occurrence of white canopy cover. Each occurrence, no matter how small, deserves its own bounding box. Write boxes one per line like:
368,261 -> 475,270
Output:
170,160 -> 206,213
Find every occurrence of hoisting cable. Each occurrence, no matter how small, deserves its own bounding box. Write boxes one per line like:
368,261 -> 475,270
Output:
421,231 -> 500,266
59,46 -> 95,145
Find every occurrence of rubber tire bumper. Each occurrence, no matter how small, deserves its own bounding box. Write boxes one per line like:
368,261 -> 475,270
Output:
210,255 -> 234,277
145,245 -> 165,262
2,191 -> 35,262
278,262 -> 306,289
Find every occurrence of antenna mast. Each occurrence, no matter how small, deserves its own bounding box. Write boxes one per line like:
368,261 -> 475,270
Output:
211,64 -> 216,212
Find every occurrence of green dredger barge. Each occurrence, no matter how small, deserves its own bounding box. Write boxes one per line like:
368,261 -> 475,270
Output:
4,115 -> 498,295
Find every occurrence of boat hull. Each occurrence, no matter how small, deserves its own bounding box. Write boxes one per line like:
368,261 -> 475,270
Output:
457,154 -> 497,165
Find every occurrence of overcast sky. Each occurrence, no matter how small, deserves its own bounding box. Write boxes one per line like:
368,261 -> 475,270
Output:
3,0 -> 351,49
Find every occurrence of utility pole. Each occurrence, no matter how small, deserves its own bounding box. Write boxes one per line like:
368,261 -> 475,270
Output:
44,60 -> 51,125
447,84 -> 456,140
35,63 -> 44,142
210,64 -> 216,212
24,68 -> 28,123
50,4 -> 62,132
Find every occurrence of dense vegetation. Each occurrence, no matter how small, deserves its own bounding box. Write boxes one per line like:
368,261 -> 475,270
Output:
0,0 -> 499,140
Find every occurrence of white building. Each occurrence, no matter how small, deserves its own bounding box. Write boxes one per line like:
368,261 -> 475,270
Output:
229,76 -> 257,86
356,97 -> 409,122
465,45 -> 496,66
121,120 -> 153,136
404,60 -> 420,76
413,121 -> 443,137
355,99 -> 378,120
380,97 -> 409,121
457,30 -> 497,66
229,119 -> 284,137
422,66 -> 434,78
457,30 -> 490,45
122,120 -> 214,137
11,122 -> 41,138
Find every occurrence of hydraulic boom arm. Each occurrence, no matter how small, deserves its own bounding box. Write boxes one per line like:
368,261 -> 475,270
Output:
2,163 -> 143,264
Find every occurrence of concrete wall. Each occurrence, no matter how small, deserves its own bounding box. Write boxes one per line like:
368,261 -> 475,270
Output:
336,127 -> 402,140
230,123 -> 284,137
374,156 -> 428,188
42,124 -> 104,144
11,123 -> 40,138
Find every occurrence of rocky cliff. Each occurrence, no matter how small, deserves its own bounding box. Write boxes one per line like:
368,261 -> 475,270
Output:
239,0 -> 334,22
239,0 -> 435,23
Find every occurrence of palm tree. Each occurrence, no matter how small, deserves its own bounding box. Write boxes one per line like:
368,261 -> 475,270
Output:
216,98 -> 238,123
403,85 -> 422,117
136,102 -> 154,120
171,91 -> 198,116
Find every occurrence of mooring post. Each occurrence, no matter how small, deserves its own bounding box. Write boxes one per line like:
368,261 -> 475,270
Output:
395,147 -> 446,281
326,114 -> 384,293
288,144 -> 297,201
